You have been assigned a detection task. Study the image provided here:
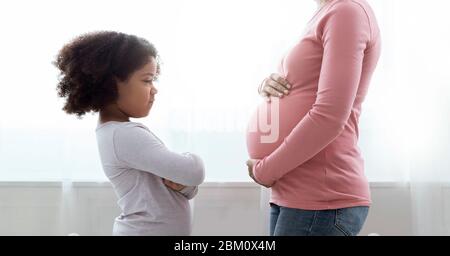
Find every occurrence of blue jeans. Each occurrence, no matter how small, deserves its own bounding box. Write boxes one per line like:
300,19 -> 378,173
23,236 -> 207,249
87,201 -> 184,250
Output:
269,203 -> 369,236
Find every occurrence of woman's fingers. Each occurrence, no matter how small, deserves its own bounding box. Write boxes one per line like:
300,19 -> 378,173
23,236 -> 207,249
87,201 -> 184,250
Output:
258,74 -> 291,99
246,159 -> 272,188
267,79 -> 290,95
260,74 -> 291,98
263,84 -> 285,98
270,73 -> 291,89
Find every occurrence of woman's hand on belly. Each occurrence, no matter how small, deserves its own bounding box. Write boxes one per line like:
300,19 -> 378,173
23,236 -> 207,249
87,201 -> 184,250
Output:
246,159 -> 274,188
259,73 -> 291,102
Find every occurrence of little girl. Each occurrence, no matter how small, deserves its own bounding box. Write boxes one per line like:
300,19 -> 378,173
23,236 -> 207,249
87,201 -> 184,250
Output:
54,31 -> 205,235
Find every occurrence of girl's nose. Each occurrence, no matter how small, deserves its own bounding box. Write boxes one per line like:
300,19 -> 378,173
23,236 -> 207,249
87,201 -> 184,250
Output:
151,87 -> 158,95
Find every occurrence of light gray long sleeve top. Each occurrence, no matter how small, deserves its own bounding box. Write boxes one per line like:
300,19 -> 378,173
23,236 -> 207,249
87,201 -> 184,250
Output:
95,121 -> 205,236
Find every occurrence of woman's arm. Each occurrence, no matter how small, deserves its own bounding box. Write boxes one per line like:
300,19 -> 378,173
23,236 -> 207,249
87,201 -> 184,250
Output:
253,2 -> 371,185
113,123 -> 205,186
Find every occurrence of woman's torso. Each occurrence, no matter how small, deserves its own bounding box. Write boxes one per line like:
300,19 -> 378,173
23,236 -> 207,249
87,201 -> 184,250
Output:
246,0 -> 381,209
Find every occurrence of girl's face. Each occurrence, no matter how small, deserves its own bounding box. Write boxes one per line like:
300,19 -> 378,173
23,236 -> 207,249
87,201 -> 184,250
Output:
116,57 -> 158,118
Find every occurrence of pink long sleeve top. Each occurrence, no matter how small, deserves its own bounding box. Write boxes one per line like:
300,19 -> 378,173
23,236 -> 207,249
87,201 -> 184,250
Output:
246,0 -> 381,210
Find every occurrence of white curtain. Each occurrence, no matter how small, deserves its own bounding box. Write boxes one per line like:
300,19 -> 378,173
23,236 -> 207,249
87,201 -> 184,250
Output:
0,0 -> 449,235
403,2 -> 450,235
375,0 -> 450,235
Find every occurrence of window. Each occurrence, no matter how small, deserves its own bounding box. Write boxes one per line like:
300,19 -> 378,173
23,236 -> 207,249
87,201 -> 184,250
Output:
1,0 -> 449,182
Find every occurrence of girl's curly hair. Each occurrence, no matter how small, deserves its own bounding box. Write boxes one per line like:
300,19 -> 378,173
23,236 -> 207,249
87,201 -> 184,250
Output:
54,31 -> 160,118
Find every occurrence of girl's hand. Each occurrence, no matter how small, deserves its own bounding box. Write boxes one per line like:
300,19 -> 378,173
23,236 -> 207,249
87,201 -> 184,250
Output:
258,73 -> 291,102
246,159 -> 273,188
162,178 -> 186,191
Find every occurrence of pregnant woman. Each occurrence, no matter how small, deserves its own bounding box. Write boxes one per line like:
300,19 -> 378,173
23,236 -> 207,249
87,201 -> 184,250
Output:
54,31 -> 205,235
246,0 -> 381,236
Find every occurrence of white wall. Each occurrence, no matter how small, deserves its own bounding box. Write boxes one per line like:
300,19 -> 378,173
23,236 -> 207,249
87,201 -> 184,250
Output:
0,182 -> 419,236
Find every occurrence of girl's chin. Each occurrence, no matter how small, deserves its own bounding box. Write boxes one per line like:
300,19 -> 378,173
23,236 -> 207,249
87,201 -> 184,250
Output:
145,103 -> 154,115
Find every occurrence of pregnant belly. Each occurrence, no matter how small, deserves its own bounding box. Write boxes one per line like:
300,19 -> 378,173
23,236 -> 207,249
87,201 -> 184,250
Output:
246,96 -> 314,159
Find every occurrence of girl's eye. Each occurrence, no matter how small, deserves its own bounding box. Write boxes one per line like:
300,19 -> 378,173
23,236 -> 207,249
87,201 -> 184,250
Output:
143,77 -> 158,83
